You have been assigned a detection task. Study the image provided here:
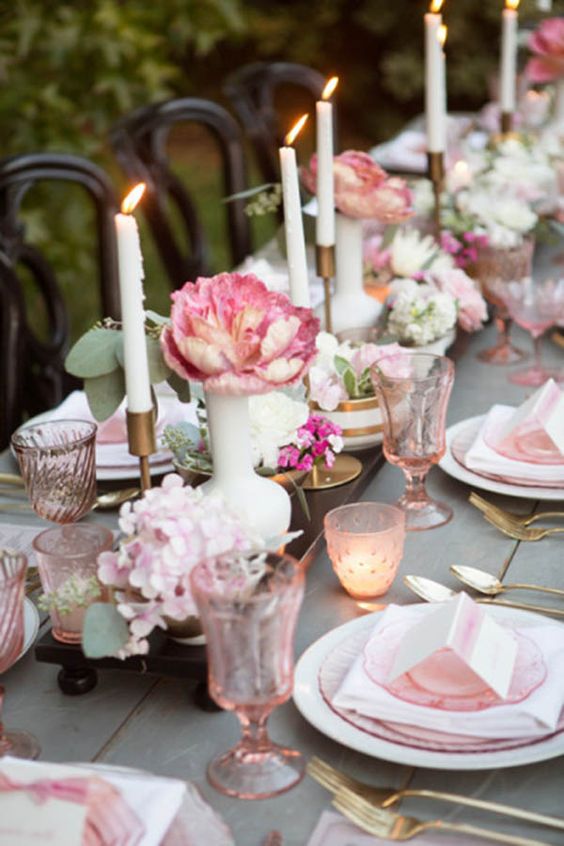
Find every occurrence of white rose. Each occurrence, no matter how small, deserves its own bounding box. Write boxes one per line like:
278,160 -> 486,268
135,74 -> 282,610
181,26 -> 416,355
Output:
249,392 -> 309,467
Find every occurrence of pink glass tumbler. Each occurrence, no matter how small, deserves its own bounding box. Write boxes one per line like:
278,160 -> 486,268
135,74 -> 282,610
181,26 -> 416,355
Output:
372,353 -> 455,532
0,551 -> 40,759
190,552 -> 305,799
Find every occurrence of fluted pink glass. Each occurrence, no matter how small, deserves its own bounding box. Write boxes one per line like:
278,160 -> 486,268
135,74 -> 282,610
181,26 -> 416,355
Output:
324,503 -> 405,599
0,551 -> 40,759
472,239 -> 533,365
33,524 -> 113,644
190,552 -> 305,799
12,420 -> 97,523
371,354 -> 455,532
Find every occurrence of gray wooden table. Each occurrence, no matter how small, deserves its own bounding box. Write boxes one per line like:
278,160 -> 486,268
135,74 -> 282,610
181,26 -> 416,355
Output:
2,315 -> 564,844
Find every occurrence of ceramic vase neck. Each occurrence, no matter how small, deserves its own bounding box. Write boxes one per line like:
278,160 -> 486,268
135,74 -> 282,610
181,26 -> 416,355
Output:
204,391 -> 256,482
335,213 -> 364,296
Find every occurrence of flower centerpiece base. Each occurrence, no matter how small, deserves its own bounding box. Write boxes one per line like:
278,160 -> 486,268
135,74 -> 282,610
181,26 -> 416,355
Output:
302,453 -> 363,491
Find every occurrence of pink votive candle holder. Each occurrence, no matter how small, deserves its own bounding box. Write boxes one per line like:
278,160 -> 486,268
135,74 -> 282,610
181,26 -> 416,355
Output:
324,502 -> 406,600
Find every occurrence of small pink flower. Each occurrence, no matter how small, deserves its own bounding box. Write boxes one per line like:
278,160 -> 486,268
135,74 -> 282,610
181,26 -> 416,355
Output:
526,18 -> 564,83
431,268 -> 488,333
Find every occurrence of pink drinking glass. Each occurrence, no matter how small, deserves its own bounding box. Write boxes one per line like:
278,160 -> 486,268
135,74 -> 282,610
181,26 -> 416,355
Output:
502,279 -> 564,387
371,354 -> 455,532
0,551 -> 41,759
190,551 -> 305,800
11,420 -> 97,523
324,503 -> 405,600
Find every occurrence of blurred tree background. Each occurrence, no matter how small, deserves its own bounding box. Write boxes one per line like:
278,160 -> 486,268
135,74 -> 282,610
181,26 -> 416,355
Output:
0,0 -> 562,337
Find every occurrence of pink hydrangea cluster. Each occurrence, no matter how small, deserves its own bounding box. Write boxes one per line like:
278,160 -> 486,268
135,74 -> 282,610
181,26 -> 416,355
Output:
277,415 -> 343,472
439,230 -> 489,270
97,474 -> 263,656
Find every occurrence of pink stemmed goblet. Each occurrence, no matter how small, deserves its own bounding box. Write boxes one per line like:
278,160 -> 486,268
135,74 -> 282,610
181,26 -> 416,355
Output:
371,354 -> 455,532
0,551 -> 40,759
190,551 -> 305,799
11,420 -> 97,523
502,279 -> 564,387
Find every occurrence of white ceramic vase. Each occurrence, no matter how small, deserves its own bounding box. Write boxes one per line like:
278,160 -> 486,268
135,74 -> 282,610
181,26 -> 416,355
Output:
330,213 -> 383,334
399,327 -> 456,357
201,391 -> 291,539
311,395 -> 383,451
556,78 -> 564,127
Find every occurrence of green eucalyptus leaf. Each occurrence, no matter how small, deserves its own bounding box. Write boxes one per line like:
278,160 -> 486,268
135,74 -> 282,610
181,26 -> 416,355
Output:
381,224 -> 399,249
222,183 -> 278,202
294,481 -> 311,522
333,355 -> 352,376
145,310 -> 169,326
82,603 -> 129,658
65,327 -> 121,378
343,368 -> 358,398
84,370 -> 126,421
166,371 -> 191,403
146,335 -> 171,384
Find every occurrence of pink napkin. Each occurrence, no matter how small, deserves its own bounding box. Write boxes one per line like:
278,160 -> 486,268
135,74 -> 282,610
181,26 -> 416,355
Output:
332,603 -> 564,739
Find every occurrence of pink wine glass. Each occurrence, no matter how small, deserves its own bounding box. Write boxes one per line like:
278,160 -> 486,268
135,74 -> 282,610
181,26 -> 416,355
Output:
190,551 -> 305,799
0,551 -> 40,759
502,279 -> 564,387
371,354 -> 455,531
473,239 -> 533,365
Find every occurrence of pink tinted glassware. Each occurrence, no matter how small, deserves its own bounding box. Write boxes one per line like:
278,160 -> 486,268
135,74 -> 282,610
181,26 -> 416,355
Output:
324,503 -> 405,600
32,524 -> 113,644
371,354 -> 455,531
0,551 -> 40,759
502,280 -> 564,387
11,420 -> 97,523
472,240 -> 533,365
190,551 -> 305,799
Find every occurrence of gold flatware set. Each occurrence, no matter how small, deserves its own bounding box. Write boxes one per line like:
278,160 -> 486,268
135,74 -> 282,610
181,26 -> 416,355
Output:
469,492 -> 564,542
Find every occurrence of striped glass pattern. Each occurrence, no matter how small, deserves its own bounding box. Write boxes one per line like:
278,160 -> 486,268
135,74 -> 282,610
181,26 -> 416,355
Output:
12,420 -> 97,523
0,551 -> 26,673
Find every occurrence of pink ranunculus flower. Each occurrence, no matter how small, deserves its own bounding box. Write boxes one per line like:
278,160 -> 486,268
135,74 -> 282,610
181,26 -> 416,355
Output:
302,150 -> 413,223
161,272 -> 319,395
526,17 -> 564,83
349,342 -> 409,378
431,268 -> 488,333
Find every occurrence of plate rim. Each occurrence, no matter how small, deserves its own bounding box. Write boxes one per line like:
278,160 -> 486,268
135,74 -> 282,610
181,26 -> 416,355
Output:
439,415 -> 564,502
293,605 -> 564,770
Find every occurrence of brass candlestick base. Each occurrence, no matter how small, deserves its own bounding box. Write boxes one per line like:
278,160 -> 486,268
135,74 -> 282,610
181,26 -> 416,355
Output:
302,454 -> 362,491
501,111 -> 513,135
427,152 -> 445,238
316,244 -> 336,334
126,408 -> 157,492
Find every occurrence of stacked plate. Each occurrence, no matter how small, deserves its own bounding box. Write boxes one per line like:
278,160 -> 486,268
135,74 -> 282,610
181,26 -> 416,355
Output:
293,605 -> 564,770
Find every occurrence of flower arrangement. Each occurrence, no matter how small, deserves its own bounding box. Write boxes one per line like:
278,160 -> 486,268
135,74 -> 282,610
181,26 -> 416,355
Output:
526,17 -> 564,84
161,272 -> 319,396
439,230 -> 490,271
93,474 -> 265,657
277,416 -> 343,472
38,575 -> 101,617
386,280 -> 458,347
302,150 -> 413,222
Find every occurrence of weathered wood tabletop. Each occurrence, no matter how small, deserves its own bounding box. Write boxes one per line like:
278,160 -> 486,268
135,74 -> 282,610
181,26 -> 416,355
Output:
2,301 -> 564,844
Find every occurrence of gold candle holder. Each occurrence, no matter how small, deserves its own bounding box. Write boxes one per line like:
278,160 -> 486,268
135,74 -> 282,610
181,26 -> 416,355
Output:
126,408 -> 157,493
427,151 -> 445,237
316,244 -> 335,334
501,111 -> 513,135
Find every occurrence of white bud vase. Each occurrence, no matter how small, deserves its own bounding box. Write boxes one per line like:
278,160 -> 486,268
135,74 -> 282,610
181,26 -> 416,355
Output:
556,78 -> 564,127
201,391 -> 291,539
330,213 -> 383,334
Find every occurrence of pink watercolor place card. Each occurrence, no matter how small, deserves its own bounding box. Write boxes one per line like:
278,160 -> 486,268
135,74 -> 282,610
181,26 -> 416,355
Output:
496,379 -> 564,456
388,593 -> 518,699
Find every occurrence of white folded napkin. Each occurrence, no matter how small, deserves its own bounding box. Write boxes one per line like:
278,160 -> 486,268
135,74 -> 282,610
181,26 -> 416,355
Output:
333,604 -> 564,739
238,255 -> 326,310
369,131 -> 427,173
465,405 -> 564,485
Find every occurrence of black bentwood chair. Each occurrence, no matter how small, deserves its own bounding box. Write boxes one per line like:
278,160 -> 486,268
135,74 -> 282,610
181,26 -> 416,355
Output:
111,97 -> 252,289
0,153 -> 120,437
224,61 -> 329,185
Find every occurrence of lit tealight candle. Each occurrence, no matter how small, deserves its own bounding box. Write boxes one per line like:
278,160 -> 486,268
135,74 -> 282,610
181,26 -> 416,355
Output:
424,0 -> 446,153
279,114 -> 311,307
500,0 -> 520,117
115,184 -> 152,414
316,76 -> 338,247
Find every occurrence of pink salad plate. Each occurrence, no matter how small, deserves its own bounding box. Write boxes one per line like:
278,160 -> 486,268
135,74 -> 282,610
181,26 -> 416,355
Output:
483,422 -> 564,467
318,626 -> 559,756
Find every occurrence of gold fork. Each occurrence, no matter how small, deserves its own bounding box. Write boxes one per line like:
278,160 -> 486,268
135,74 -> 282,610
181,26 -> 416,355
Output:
333,786 -> 552,846
307,758 -> 564,831
483,514 -> 564,542
469,493 -> 564,528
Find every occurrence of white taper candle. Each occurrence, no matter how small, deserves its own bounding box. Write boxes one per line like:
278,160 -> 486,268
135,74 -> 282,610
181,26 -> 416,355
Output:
425,12 -> 446,152
279,131 -> 311,308
316,100 -> 335,246
500,5 -> 518,114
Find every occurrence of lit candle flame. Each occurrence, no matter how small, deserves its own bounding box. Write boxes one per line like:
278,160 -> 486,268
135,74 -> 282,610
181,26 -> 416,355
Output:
285,114 -> 309,146
438,24 -> 447,47
321,76 -> 339,101
429,0 -> 444,13
506,0 -> 519,8
121,183 -> 146,215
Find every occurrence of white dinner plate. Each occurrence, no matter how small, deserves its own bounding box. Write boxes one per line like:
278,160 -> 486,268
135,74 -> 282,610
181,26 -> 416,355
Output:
439,416 -> 564,501
293,606 -> 564,770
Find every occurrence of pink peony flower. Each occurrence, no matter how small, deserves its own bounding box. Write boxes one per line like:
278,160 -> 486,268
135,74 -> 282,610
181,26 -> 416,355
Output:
431,268 -> 488,333
526,17 -> 564,83
161,272 -> 319,395
302,151 -> 413,223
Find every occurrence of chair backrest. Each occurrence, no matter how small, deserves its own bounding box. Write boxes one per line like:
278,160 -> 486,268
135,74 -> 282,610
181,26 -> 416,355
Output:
224,62 -> 329,185
0,258 -> 25,449
110,98 -> 252,289
0,153 -> 121,433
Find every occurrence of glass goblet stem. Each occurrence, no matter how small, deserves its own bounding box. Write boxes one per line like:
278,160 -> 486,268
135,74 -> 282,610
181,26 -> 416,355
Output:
401,469 -> 430,506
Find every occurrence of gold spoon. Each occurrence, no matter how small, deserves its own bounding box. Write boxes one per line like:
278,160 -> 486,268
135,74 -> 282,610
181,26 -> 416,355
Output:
450,565 -> 564,600
403,575 -> 564,618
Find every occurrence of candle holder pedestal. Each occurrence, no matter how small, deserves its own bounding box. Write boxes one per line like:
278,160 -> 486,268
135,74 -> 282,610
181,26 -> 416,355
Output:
126,408 -> 156,492
501,111 -> 513,135
316,244 -> 335,334
427,151 -> 444,238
